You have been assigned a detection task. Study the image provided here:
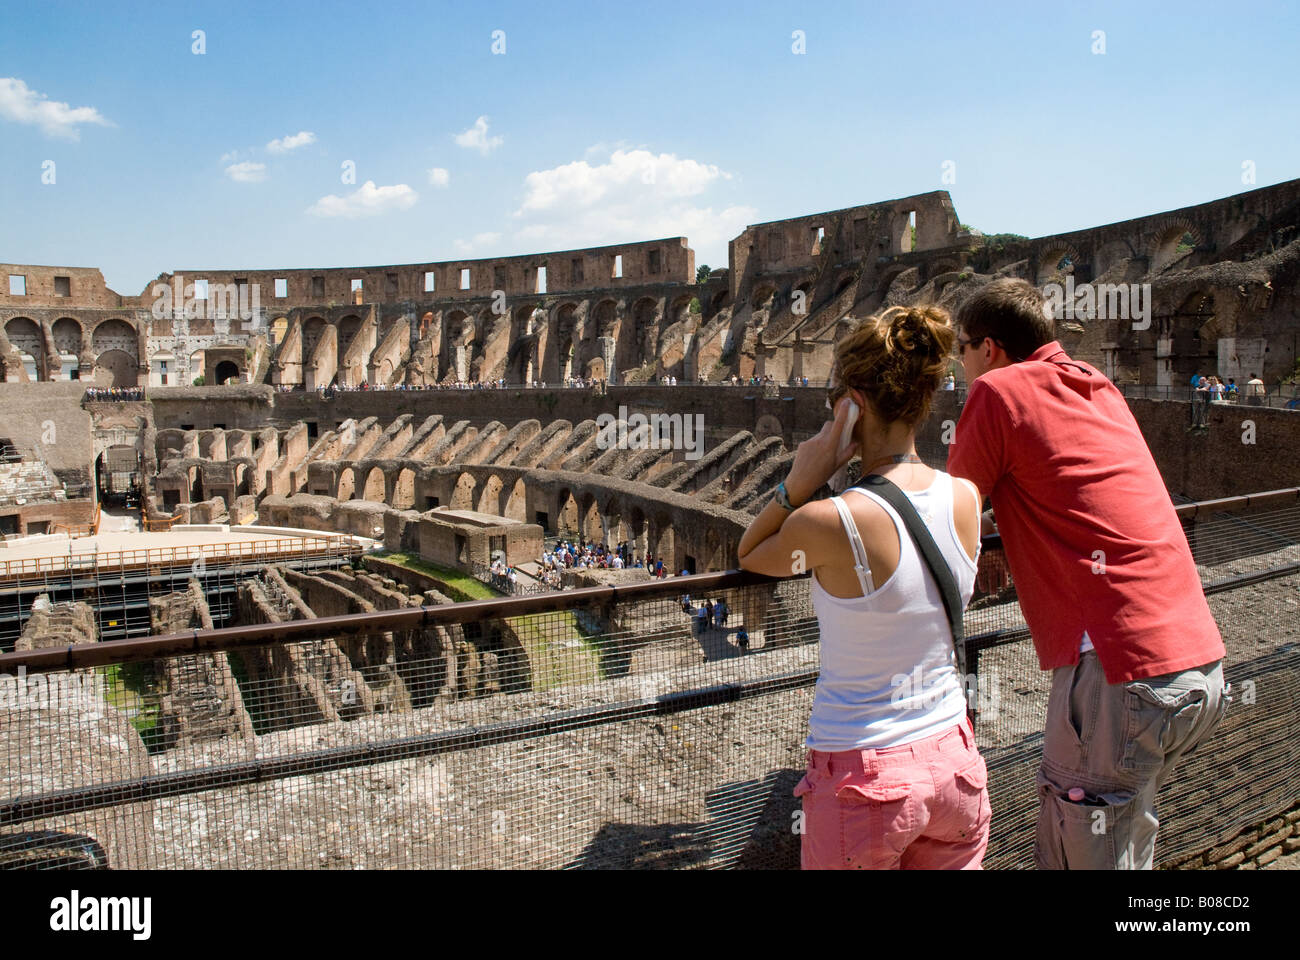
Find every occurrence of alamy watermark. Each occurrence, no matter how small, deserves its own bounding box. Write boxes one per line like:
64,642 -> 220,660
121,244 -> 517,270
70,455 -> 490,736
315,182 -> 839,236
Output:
150,273 -> 263,329
1041,276 -> 1152,330
1,666 -> 104,710
595,406 -> 705,460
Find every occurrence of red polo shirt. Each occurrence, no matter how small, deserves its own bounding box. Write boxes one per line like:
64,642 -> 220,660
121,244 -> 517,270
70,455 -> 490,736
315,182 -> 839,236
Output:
947,342 -> 1224,683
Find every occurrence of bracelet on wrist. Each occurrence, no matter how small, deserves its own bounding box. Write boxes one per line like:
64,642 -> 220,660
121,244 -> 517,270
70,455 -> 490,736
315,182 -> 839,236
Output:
775,481 -> 803,511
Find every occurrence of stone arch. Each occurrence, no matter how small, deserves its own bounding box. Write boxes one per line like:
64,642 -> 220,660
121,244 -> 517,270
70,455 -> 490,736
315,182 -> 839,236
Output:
552,303 -> 580,381
625,505 -> 647,557
1150,219 -> 1203,274
269,316 -> 289,346
4,317 -> 45,380
443,310 -> 472,381
393,467 -> 416,509
502,478 -> 527,522
751,284 -> 778,313
1156,290 -> 1217,386
584,355 -> 606,381
51,317 -> 82,379
703,525 -> 724,572
593,298 -> 619,338
833,272 -> 856,296
213,360 -> 240,385
650,517 -> 676,572
450,471 -> 476,511
336,467 -> 356,501
476,473 -> 504,516
188,465 -> 203,504
580,495 -> 604,543
300,316 -> 327,356
235,463 -> 251,497
668,293 -> 694,326
556,488 -> 579,537
873,266 -> 909,298
93,350 -> 139,388
337,314 -> 362,353
362,466 -> 386,502
1034,243 -> 1081,286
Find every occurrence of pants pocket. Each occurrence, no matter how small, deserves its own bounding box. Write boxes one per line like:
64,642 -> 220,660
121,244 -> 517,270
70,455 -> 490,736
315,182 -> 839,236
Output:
1121,681 -> 1207,777
1035,779 -> 1155,870
953,753 -> 991,839
835,779 -> 913,869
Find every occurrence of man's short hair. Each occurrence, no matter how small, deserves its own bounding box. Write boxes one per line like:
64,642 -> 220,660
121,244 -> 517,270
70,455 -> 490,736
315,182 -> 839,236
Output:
956,278 -> 1054,362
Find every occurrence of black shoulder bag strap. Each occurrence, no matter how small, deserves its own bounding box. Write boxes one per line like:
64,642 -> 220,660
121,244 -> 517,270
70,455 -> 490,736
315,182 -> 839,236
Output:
858,473 -> 972,720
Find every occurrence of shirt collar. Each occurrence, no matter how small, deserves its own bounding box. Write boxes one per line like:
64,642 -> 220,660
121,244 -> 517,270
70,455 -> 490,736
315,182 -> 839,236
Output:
1027,340 -> 1093,375
1027,341 -> 1067,363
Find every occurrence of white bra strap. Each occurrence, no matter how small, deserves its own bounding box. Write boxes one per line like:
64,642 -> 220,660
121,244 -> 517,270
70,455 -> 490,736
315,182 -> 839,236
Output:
830,495 -> 875,597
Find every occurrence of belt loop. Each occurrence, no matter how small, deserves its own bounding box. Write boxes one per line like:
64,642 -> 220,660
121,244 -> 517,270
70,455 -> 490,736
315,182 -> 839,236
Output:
960,716 -> 975,749
859,748 -> 875,775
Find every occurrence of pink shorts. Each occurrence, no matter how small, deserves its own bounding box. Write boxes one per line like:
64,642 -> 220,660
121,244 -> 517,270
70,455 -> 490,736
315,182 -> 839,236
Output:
794,718 -> 990,870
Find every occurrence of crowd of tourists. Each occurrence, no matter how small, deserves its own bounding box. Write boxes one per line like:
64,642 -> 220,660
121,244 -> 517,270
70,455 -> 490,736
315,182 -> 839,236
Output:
539,538 -> 672,583
84,387 -> 145,401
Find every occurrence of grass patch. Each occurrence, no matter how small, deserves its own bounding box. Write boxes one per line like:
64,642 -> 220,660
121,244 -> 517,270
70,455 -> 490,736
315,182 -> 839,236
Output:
507,608 -> 602,691
99,661 -> 164,751
367,553 -> 608,691
365,552 -> 500,601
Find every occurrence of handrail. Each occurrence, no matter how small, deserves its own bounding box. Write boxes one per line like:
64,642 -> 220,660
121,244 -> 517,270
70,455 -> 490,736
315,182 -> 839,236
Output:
0,568 -> 779,674
0,487 -> 1294,673
0,534 -> 363,583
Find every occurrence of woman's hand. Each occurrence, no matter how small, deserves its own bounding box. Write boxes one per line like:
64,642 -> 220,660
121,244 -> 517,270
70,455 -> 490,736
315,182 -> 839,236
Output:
785,397 -> 859,505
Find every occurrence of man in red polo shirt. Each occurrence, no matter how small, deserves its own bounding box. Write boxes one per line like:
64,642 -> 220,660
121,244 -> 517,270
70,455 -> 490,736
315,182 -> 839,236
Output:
947,278 -> 1226,870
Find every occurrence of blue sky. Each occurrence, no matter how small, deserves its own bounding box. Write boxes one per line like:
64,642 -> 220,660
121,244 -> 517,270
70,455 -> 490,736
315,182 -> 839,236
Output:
2,0 -> 1298,294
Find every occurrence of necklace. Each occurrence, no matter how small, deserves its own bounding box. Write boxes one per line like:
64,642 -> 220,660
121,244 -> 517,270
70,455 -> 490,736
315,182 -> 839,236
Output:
861,452 -> 923,474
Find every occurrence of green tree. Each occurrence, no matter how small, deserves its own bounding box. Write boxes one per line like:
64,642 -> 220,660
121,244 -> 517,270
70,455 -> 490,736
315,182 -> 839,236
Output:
696,265 -> 711,284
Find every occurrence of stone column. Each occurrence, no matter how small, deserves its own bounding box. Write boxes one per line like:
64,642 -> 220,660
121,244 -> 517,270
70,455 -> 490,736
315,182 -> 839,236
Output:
598,335 -> 615,384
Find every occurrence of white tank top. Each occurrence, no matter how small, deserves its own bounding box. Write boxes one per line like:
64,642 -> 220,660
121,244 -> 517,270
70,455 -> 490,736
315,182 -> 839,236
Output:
806,471 -> 980,751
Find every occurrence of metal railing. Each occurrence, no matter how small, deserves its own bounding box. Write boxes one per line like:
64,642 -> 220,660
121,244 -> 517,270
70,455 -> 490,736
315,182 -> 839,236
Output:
0,491 -> 1296,869
0,534 -> 363,584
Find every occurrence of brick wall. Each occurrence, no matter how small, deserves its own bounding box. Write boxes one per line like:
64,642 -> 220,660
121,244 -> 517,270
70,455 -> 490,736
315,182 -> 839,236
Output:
1168,804 -> 1300,870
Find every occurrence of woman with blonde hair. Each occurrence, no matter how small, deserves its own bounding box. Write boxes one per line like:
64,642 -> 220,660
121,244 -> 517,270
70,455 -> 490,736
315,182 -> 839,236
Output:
738,303 -> 989,869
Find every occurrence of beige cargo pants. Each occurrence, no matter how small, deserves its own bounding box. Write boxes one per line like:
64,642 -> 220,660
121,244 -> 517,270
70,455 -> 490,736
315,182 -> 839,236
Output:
1034,651 -> 1227,870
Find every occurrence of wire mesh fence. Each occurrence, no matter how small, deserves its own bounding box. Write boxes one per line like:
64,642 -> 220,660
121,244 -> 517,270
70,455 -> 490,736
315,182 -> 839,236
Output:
0,502 -> 1297,870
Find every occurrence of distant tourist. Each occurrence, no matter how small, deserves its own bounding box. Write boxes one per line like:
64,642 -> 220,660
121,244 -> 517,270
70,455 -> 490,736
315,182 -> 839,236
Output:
1246,373 -> 1266,405
736,627 -> 749,652
947,278 -> 1225,870
704,599 -> 715,630
715,598 -> 728,627
1193,377 -> 1210,427
943,373 -> 956,391
738,302 -> 988,870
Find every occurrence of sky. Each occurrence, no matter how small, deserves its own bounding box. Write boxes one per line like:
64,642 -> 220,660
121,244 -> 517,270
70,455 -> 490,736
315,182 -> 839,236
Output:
2,0 -> 1298,295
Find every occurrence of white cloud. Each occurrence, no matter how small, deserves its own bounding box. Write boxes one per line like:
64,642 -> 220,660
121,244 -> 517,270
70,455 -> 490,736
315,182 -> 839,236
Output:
220,150 -> 240,164
455,232 -> 502,254
0,77 -> 111,140
267,130 -> 317,154
306,180 -> 418,218
511,148 -> 753,262
453,116 -> 503,155
225,161 -> 268,183
427,167 -> 450,187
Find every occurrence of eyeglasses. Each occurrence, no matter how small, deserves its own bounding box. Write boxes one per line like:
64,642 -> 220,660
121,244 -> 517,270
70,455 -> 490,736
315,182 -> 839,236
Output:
955,335 -> 987,357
